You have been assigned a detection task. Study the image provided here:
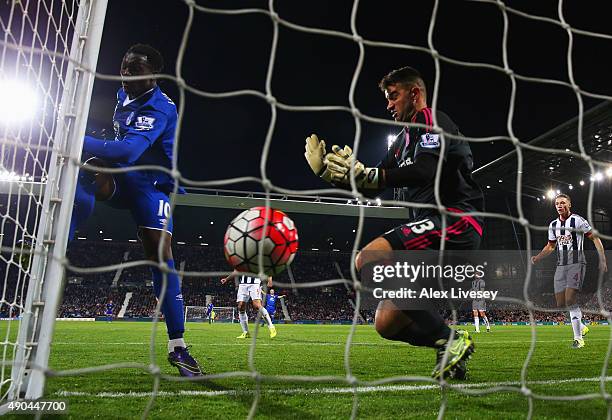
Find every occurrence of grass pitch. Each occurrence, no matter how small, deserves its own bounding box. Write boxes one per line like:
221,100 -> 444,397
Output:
4,322 -> 612,418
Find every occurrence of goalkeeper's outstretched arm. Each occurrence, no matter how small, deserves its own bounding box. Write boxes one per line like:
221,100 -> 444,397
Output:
304,133 -> 438,194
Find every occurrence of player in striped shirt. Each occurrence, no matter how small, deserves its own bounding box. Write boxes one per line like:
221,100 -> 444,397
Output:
532,194 -> 607,348
471,275 -> 490,333
221,271 -> 276,338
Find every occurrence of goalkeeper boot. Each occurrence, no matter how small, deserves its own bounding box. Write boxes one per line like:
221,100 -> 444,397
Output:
236,331 -> 250,339
168,346 -> 203,377
269,325 -> 277,338
572,338 -> 585,349
582,325 -> 590,337
432,329 -> 474,380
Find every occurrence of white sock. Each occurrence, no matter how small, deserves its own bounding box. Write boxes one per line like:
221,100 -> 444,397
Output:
483,315 -> 490,329
474,316 -> 480,332
260,307 -> 273,328
168,338 -> 186,353
239,311 -> 249,333
569,306 -> 582,340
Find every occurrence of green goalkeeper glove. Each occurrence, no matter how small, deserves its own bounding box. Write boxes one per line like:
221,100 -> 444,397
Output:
328,144 -> 380,189
304,134 -> 348,183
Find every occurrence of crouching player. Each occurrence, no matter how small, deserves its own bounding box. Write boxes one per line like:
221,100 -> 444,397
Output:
305,66 -> 483,379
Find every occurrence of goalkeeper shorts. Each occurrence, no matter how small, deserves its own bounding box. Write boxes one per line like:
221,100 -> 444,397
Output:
382,210 -> 481,251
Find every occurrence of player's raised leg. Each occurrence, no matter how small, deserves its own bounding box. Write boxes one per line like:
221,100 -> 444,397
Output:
69,159 -> 114,241
357,237 -> 474,380
479,310 -> 490,332
141,228 -> 203,376
251,292 -> 276,338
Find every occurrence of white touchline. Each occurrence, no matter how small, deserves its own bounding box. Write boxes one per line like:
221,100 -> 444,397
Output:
50,338 -> 612,346
55,376 -> 612,398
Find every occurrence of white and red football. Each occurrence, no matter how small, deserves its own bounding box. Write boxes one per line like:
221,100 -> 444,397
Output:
223,206 -> 298,276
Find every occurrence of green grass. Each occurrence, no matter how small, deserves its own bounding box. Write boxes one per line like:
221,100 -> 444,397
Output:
3,322 -> 612,418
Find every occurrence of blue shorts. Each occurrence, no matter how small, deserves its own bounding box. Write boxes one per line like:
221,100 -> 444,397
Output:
106,170 -> 174,234
266,307 -> 275,316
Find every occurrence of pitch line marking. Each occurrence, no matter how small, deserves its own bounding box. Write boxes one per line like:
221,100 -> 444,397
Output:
54,376 -> 612,398
51,338 -> 612,346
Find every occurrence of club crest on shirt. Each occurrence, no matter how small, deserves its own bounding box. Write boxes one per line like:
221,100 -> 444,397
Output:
557,234 -> 573,246
125,111 -> 135,125
134,116 -> 156,131
420,133 -> 440,149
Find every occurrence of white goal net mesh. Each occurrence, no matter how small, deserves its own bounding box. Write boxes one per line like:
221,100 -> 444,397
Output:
0,0 -> 105,407
1,0 -> 611,418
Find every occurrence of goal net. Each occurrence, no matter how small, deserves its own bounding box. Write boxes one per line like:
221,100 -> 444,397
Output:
185,306 -> 236,323
1,0 -> 611,418
0,0 -> 107,408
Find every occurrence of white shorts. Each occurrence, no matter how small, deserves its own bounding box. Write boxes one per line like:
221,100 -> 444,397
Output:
236,283 -> 262,302
472,300 -> 486,312
553,263 -> 586,294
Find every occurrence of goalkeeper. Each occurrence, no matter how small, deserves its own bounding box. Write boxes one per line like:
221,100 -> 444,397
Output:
305,66 -> 484,380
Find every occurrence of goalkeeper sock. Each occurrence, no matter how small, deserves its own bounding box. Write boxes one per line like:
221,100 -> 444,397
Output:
168,338 -> 186,353
569,305 -> 583,340
391,310 -> 453,348
474,316 -> 480,332
239,311 -> 249,333
151,259 -> 185,340
259,307 -> 273,328
69,171 -> 97,242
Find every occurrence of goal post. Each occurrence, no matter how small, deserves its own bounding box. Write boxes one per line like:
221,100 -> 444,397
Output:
185,306 -> 236,323
1,0 -> 109,406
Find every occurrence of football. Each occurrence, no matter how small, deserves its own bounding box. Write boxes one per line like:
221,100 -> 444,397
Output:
223,206 -> 299,276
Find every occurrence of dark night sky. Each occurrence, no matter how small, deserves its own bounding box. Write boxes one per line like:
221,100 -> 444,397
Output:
87,0 -> 611,193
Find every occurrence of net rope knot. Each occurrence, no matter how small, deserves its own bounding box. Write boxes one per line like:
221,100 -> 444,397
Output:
148,364 -> 161,376
265,94 -> 277,107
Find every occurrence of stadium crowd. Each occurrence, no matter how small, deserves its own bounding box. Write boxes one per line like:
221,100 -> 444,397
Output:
1,241 -> 610,323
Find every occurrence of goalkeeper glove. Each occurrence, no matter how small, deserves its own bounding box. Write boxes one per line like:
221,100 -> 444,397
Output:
328,144 -> 381,189
304,134 -> 348,183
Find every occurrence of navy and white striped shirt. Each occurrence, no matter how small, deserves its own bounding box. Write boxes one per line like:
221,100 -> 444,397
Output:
548,213 -> 591,266
471,278 -> 485,292
238,275 -> 262,285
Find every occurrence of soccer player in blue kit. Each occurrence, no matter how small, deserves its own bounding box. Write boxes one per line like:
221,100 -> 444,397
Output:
69,44 -> 202,376
260,289 -> 285,326
105,300 -> 114,323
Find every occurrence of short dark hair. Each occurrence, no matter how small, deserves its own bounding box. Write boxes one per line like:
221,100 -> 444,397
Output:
379,66 -> 427,99
126,44 -> 164,73
555,193 -> 571,202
